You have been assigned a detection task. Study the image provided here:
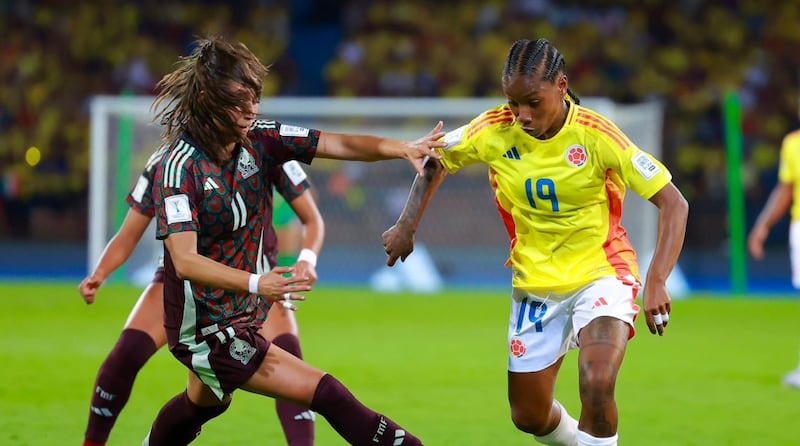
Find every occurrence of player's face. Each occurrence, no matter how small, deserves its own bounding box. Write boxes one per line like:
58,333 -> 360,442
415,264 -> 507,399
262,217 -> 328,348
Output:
228,83 -> 260,137
503,73 -> 568,140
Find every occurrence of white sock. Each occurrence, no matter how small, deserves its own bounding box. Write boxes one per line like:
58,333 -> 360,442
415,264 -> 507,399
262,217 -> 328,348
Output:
576,430 -> 618,446
533,400 -> 578,446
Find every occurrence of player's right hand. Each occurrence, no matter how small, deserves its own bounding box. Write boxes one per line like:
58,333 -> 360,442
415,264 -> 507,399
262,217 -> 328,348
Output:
79,275 -> 103,305
401,121 -> 445,176
747,225 -> 768,260
383,224 -> 415,266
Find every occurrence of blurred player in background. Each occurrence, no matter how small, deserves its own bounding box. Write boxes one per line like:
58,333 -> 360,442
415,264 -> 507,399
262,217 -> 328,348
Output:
79,150 -> 324,445
143,35 -> 437,445
383,38 -> 688,446
746,104 -> 800,389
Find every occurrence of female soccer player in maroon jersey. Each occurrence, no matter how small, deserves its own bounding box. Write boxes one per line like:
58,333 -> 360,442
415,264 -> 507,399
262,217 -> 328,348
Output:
80,153 -> 323,445
143,36 -> 442,445
383,38 -> 688,446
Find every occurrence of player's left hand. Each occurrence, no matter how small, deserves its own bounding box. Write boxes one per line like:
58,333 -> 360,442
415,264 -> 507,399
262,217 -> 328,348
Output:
402,121 -> 445,176
382,224 -> 415,266
642,280 -> 671,336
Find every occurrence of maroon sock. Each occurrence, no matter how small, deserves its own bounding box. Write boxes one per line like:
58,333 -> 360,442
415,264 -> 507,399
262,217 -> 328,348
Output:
309,374 -> 422,446
145,391 -> 230,445
272,334 -> 315,446
84,328 -> 157,444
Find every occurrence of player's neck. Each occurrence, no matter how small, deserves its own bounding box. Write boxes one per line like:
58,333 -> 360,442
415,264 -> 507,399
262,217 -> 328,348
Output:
540,100 -> 570,140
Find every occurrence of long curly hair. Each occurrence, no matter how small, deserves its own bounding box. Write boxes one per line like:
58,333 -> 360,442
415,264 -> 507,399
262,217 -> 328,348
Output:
152,36 -> 269,163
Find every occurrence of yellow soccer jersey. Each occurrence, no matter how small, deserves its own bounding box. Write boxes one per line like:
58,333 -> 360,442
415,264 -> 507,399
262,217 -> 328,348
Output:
439,103 -> 672,294
777,130 -> 800,222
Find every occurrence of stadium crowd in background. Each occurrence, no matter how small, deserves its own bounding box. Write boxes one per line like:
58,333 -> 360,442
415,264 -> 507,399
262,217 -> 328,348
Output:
1,1 -> 799,253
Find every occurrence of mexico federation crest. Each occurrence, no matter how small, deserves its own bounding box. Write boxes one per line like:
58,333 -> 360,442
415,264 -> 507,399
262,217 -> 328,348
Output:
237,149 -> 259,179
510,337 -> 526,358
565,144 -> 588,167
229,337 -> 257,365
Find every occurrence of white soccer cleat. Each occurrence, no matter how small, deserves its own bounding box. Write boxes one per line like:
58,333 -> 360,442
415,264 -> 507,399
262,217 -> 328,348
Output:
781,368 -> 800,388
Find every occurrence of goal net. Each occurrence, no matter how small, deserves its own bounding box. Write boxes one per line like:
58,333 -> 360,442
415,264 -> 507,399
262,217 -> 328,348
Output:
88,96 -> 664,290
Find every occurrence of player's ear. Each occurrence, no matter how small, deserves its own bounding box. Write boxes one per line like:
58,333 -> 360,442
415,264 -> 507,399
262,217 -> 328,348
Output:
556,74 -> 568,95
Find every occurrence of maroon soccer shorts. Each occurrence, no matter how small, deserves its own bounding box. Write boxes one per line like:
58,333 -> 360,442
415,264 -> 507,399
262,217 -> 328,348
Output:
169,322 -> 271,400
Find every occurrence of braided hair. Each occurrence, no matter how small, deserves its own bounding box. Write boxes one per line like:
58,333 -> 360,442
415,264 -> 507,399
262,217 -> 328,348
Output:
502,38 -> 580,105
152,36 -> 269,163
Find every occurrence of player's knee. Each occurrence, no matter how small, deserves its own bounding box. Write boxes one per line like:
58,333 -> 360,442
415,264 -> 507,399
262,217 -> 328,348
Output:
578,362 -> 617,407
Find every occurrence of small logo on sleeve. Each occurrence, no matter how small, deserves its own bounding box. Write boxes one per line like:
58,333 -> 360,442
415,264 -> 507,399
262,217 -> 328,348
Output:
279,124 -> 310,137
131,175 -> 149,203
631,151 -> 661,180
165,194 -> 191,224
282,160 -> 308,185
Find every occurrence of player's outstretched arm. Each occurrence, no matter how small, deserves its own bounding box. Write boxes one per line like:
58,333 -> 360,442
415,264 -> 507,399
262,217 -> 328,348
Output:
642,182 -> 688,335
748,181 -> 793,260
315,122 -> 445,175
79,209 -> 153,304
383,156 -> 448,266
288,190 -> 325,286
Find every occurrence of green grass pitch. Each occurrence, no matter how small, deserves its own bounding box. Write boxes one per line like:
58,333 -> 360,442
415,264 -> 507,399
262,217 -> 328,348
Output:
1,282 -> 799,445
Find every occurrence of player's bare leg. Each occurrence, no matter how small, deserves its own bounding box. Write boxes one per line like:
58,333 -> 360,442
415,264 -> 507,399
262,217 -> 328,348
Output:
262,304 -> 315,445
84,282 -> 166,446
575,316 -> 629,445
243,340 -> 423,445
509,357 -> 578,445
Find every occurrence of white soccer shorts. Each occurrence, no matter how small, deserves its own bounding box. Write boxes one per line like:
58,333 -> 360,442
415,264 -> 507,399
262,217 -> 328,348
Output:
789,221 -> 800,289
507,275 -> 640,373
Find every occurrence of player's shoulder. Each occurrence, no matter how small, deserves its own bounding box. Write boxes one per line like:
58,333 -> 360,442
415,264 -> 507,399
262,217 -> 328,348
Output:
156,137 -> 203,180
569,104 -> 634,151
783,128 -> 800,146
144,144 -> 170,172
466,104 -> 515,138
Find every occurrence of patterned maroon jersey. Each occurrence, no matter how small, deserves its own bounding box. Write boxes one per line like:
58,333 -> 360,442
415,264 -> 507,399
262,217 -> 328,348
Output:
262,161 -> 312,268
126,145 -> 169,217
153,120 -> 319,343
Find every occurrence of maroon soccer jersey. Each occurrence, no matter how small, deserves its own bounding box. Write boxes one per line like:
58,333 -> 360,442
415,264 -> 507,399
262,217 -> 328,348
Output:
153,120 -> 319,345
262,161 -> 311,268
126,145 -> 168,218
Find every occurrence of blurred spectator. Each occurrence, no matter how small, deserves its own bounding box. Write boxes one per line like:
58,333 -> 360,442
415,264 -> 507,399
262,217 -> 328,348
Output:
2,0 -> 800,252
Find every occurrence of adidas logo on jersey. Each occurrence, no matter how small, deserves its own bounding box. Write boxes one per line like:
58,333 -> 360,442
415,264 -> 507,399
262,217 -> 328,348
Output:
203,178 -> 219,190
502,146 -> 521,160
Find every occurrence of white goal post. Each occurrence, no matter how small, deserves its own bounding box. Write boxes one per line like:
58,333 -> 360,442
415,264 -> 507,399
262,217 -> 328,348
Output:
88,96 -> 663,288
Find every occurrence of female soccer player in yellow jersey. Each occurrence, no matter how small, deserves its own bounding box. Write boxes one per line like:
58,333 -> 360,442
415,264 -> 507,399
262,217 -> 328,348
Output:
383,38 -> 688,446
747,106 -> 800,389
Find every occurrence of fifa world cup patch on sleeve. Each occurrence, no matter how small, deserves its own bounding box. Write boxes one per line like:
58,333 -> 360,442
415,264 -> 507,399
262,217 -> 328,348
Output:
165,194 -> 192,224
282,160 -> 307,185
443,125 -> 467,151
279,124 -> 310,137
131,175 -> 149,203
632,152 -> 661,180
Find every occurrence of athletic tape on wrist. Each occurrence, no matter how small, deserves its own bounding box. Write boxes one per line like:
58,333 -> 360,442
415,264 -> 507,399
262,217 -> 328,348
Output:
248,273 -> 261,294
297,249 -> 317,267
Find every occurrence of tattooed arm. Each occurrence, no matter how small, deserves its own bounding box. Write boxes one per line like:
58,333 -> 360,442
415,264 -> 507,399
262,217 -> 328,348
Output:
382,157 -> 448,266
